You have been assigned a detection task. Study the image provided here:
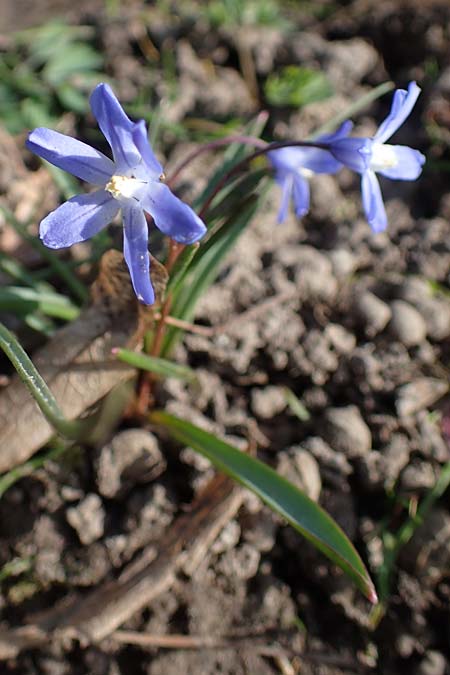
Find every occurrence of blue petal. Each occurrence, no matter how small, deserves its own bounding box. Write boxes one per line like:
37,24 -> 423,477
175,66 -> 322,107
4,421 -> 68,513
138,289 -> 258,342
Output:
40,190 -> 119,248
330,138 -> 373,173
90,83 -> 140,174
361,171 -> 387,232
377,145 -> 425,180
268,146 -> 342,176
301,148 -> 343,174
132,121 -> 163,179
317,120 -> 354,143
27,128 -> 114,185
292,174 -> 310,217
276,174 -> 293,223
122,205 -> 154,305
374,82 -> 421,144
329,138 -> 372,173
140,182 -> 207,244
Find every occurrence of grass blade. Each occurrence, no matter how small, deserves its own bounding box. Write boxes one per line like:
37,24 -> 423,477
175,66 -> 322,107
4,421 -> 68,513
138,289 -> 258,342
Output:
150,410 -> 378,603
114,348 -> 197,383
0,321 -> 96,440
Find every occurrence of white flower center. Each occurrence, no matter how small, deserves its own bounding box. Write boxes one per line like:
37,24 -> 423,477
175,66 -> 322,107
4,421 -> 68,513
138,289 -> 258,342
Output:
299,168 -> 314,179
105,175 -> 146,201
369,143 -> 398,172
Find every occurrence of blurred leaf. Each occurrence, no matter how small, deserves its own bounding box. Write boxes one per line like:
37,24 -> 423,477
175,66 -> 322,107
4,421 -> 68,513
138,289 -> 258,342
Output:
0,207 -> 88,303
193,111 -> 268,211
43,44 -> 103,86
21,97 -> 56,128
56,84 -> 90,113
0,443 -> 68,499
371,461 -> 450,626
151,411 -> 377,602
265,66 -> 332,108
114,348 -> 197,383
0,286 -> 79,321
313,81 -> 395,137
0,322 -> 97,441
162,191 -> 264,356
284,387 -> 310,422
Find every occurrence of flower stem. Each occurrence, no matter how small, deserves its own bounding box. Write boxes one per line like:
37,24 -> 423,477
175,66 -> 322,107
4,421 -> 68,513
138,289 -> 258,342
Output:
167,135 -> 268,188
199,139 -> 328,219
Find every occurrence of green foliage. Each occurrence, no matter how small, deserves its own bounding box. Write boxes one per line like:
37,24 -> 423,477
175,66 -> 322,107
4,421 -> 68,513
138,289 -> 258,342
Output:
0,21 -> 104,133
191,0 -> 291,29
162,115 -> 269,356
370,461 -> 450,626
115,349 -> 197,383
151,411 -> 377,602
0,322 -> 97,441
265,66 -> 332,108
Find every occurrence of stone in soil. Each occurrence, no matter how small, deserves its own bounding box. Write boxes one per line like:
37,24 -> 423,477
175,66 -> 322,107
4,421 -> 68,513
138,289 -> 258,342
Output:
95,428 -> 166,498
65,493 -> 105,546
395,377 -> 448,417
354,290 -> 392,337
277,447 -> 322,501
389,300 -> 427,346
322,405 -> 372,458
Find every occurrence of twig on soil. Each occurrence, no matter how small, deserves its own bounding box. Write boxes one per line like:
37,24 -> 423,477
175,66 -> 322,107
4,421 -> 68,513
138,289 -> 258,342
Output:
156,288 -> 299,337
112,627 -> 294,652
0,473 -> 244,659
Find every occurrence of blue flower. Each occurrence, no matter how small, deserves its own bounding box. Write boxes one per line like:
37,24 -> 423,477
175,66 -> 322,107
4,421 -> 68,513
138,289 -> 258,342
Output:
26,83 -> 207,304
267,122 -> 352,223
328,82 -> 426,232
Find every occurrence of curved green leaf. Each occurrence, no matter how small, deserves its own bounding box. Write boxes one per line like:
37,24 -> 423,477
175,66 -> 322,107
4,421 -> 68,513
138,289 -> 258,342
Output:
150,410 -> 377,603
114,348 -> 197,383
0,322 -> 97,441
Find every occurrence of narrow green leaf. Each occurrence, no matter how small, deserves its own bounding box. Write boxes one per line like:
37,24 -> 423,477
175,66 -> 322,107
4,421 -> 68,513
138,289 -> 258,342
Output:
161,193 -> 262,356
166,243 -> 200,296
150,410 -> 377,603
193,111 -> 268,211
114,348 -> 197,383
265,66 -> 332,108
313,81 -> 394,137
0,206 -> 88,303
0,442 -> 68,499
0,286 -> 79,321
283,387 -> 310,422
0,322 -> 97,441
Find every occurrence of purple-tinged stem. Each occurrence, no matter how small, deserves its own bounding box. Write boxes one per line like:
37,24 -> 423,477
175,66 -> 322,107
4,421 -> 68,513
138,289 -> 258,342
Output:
199,139 -> 329,219
167,135 -> 268,188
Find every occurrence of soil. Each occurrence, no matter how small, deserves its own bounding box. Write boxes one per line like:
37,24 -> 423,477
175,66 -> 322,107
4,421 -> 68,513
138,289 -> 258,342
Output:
0,1 -> 450,674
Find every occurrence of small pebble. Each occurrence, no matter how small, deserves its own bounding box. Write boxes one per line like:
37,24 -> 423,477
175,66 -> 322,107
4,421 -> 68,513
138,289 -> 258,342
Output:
251,385 -> 286,419
66,494 -> 105,545
355,291 -> 392,337
389,300 -> 427,346
415,650 -> 447,675
396,378 -> 448,417
277,447 -> 321,501
325,323 -> 356,354
400,462 -> 437,491
96,429 -> 166,498
323,406 -> 372,458
328,248 -> 358,278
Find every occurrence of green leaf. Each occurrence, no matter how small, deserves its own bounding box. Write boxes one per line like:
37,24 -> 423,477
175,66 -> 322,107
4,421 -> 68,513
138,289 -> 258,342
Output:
283,387 -> 310,422
43,44 -> 103,86
0,322 -> 97,441
312,81 -> 394,137
0,207 -> 88,303
114,348 -> 197,383
265,66 -> 332,108
150,410 -> 377,603
161,191 -> 263,356
0,286 -> 80,321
